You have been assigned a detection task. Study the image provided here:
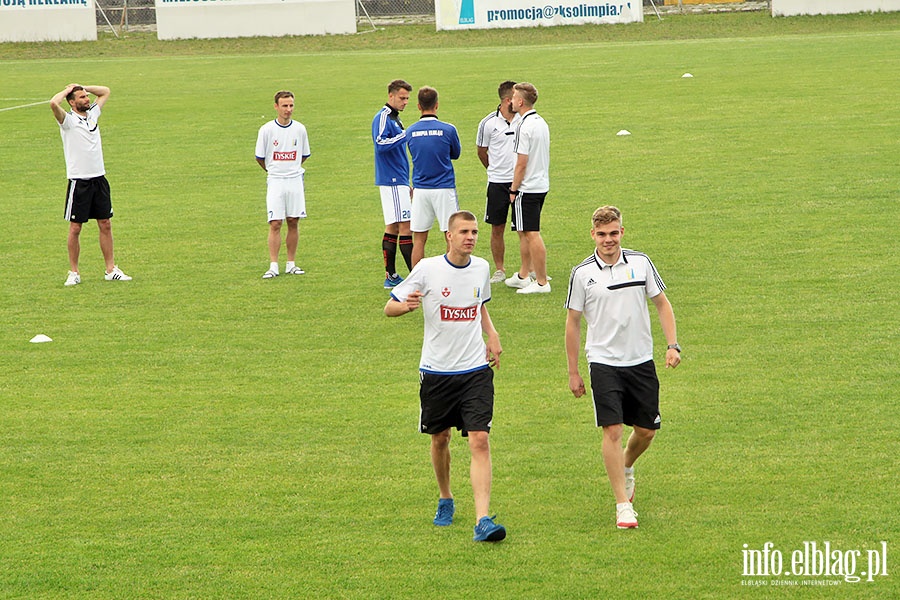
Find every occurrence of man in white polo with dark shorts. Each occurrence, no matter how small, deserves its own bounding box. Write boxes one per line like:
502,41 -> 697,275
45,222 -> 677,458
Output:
385,210 -> 507,543
505,82 -> 551,295
256,90 -> 311,279
565,205 -> 681,530
51,83 -> 131,286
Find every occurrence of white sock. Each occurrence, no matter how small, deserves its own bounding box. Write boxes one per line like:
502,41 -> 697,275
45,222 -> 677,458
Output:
269,262 -> 279,274
286,261 -> 296,271
625,466 -> 634,475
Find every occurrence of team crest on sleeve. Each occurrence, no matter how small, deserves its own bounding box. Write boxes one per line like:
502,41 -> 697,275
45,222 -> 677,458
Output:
441,287 -> 451,297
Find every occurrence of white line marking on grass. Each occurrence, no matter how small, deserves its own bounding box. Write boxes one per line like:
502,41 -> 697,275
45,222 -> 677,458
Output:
0,100 -> 47,112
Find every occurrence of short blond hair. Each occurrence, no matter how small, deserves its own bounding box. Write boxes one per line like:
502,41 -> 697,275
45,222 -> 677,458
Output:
591,206 -> 622,227
513,82 -> 538,107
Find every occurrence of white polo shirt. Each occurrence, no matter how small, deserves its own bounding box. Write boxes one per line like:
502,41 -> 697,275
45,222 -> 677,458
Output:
390,254 -> 492,375
255,119 -> 310,179
475,108 -> 515,183
512,109 -> 549,193
565,249 -> 666,367
59,104 -> 105,180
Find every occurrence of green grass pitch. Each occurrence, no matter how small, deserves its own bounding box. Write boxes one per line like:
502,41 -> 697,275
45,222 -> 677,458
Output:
0,11 -> 898,598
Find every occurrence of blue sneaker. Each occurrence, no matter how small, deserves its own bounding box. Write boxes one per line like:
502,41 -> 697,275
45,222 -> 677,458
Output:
473,515 -> 506,542
384,274 -> 404,289
433,498 -> 454,526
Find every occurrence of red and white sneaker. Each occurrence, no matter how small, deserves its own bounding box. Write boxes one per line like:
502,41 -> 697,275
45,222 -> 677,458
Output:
616,503 -> 638,529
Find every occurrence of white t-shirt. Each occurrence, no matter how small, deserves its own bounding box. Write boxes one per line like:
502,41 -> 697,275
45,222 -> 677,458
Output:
512,110 -> 550,193
255,119 -> 310,179
565,249 -> 666,367
475,109 -> 515,183
59,104 -> 105,179
391,254 -> 492,375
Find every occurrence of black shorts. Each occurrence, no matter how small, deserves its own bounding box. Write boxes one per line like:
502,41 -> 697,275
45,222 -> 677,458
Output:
419,367 -> 494,437
65,176 -> 113,223
484,181 -> 512,226
511,191 -> 546,232
589,360 -> 661,430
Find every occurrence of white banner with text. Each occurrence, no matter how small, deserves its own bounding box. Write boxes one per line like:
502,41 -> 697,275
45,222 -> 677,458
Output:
435,0 -> 642,30
772,0 -> 900,16
0,0 -> 96,43
155,0 -> 356,40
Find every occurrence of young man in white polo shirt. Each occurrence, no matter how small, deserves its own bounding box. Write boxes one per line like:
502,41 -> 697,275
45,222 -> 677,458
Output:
51,83 -> 131,286
565,206 -> 681,529
505,82 -> 551,295
256,90 -> 311,279
476,80 -> 517,284
384,210 -> 507,542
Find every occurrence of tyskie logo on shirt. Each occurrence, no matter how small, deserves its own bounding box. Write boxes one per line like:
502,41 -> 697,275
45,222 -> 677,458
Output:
440,305 -> 478,322
273,151 -> 297,161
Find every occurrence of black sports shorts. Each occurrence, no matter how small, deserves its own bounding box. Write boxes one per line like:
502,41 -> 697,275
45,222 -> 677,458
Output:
65,176 -> 113,223
484,181 -> 513,226
589,360 -> 661,430
419,367 -> 494,437
510,191 -> 546,232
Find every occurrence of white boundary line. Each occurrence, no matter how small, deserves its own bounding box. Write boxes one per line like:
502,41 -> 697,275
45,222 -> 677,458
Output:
0,100 -> 47,113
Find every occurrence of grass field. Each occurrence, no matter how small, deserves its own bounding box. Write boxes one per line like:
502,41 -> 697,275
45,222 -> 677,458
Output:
1,10 -> 898,599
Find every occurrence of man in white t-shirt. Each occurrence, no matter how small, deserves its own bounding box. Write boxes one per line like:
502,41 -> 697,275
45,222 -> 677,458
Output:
505,82 -> 551,295
255,91 -> 311,279
565,206 -> 681,530
50,83 -> 131,287
476,80 -> 517,284
384,210 -> 507,542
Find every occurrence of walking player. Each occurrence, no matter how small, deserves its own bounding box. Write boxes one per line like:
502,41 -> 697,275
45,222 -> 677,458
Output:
565,206 -> 681,529
385,210 -> 507,542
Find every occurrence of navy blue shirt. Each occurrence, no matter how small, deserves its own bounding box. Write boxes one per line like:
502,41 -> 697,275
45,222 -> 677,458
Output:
406,116 -> 461,189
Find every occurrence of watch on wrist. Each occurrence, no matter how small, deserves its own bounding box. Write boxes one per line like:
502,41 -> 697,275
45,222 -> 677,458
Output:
667,343 -> 681,353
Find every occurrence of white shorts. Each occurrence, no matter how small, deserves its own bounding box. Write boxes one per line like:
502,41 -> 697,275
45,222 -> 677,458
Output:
411,188 -> 458,232
379,185 -> 412,225
266,175 -> 307,222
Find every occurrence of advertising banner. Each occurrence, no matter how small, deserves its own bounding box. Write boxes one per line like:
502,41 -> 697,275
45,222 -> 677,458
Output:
0,0 -> 96,43
155,0 -> 356,40
772,0 -> 900,15
436,0 -> 642,30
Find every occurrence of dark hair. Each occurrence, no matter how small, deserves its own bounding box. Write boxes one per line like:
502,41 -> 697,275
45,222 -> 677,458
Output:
66,86 -> 84,102
417,86 -> 438,111
273,90 -> 294,104
498,80 -> 516,99
388,79 -> 412,94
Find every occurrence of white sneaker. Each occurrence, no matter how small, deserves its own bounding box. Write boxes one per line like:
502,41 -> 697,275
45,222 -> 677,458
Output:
262,269 -> 279,279
104,266 -> 132,281
285,266 -> 305,275
490,270 -> 506,284
504,273 -> 532,289
625,469 -> 636,503
517,280 -> 551,294
64,271 -> 81,286
616,503 -> 638,529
